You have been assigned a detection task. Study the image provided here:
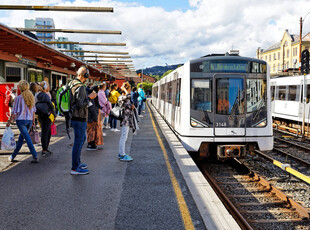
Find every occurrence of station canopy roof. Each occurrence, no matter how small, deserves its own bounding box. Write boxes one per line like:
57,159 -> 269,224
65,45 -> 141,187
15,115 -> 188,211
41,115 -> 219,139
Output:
0,23 -> 112,80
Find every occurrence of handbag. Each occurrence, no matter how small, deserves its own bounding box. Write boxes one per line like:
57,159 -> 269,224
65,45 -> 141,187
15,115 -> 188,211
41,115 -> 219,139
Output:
29,125 -> 40,144
1,127 -> 16,151
51,122 -> 57,136
110,105 -> 124,120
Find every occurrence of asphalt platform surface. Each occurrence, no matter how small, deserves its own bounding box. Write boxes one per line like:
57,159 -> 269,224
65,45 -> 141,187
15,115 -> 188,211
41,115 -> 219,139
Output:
0,107 -> 206,230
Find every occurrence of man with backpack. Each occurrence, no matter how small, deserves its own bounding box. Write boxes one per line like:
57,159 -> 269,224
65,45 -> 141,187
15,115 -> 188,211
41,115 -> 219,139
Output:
70,66 -> 96,175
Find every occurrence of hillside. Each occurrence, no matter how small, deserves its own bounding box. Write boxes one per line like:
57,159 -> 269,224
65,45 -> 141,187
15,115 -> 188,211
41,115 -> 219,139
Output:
137,64 -> 181,76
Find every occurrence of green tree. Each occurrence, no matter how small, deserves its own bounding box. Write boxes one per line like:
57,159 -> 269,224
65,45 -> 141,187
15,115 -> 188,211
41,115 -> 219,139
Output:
137,81 -> 154,96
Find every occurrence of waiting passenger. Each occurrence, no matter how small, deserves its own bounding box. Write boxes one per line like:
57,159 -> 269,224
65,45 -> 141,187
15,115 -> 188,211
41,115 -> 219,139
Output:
7,80 -> 39,163
86,85 -> 103,151
36,81 -> 56,157
118,82 -> 136,162
108,83 -> 121,132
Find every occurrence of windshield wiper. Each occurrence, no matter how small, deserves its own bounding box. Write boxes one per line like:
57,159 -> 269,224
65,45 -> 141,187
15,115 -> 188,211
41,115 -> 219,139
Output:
252,98 -> 265,121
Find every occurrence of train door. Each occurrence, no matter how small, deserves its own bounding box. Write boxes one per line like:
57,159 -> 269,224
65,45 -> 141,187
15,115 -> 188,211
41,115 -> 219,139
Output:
213,75 -> 246,136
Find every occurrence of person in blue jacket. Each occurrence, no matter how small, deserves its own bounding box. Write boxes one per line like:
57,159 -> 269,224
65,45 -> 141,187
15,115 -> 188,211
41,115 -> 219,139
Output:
137,84 -> 146,117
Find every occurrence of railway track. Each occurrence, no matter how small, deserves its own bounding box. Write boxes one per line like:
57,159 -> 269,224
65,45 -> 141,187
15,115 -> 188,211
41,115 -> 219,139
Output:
192,155 -> 310,230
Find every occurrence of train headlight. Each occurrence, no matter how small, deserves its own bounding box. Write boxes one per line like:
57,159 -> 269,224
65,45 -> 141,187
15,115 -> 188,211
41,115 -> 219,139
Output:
191,121 -> 198,127
255,120 -> 266,127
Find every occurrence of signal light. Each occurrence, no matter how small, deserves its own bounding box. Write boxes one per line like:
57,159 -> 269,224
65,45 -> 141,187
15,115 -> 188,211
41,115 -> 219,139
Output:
301,49 -> 309,75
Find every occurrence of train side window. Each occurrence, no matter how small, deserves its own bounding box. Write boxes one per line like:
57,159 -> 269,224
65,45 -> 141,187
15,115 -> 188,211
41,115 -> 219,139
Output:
191,79 -> 212,112
307,85 -> 310,103
276,86 -> 287,100
175,79 -> 181,107
288,85 -> 299,101
167,82 -> 173,104
161,83 -> 166,101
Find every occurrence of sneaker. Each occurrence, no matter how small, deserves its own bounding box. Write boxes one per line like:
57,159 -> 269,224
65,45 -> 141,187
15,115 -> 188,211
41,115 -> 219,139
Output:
79,163 -> 88,169
70,167 -> 89,175
110,128 -> 115,132
143,111 -> 145,113
86,145 -> 98,151
41,151 -> 47,157
119,154 -> 133,162
114,128 -> 120,132
102,132 -> 106,137
8,155 -> 18,162
31,158 -> 39,163
47,150 -> 53,155
139,115 -> 143,118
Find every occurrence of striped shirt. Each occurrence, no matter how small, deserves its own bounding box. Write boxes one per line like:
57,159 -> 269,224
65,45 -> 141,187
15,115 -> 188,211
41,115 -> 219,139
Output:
11,95 -> 36,121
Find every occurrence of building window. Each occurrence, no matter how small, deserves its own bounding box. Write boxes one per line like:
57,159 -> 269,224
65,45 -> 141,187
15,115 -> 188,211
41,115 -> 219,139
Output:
287,49 -> 289,58
273,64 -> 275,72
293,47 -> 297,56
273,53 -> 276,60
278,63 -> 280,71
287,61 -> 289,69
269,55 -> 271,62
6,66 -> 22,82
278,52 -> 280,60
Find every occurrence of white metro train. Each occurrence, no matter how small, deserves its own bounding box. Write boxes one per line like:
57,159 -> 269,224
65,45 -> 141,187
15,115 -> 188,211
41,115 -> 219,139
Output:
271,74 -> 310,124
151,54 -> 273,160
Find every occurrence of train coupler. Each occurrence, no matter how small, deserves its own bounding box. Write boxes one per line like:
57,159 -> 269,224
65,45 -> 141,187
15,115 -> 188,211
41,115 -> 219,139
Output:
217,145 -> 246,160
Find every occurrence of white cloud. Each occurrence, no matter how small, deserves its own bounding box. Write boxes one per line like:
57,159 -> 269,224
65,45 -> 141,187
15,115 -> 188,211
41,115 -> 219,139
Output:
0,0 -> 310,69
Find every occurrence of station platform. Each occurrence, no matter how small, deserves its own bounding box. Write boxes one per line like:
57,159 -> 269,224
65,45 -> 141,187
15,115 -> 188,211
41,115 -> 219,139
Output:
0,102 -> 240,230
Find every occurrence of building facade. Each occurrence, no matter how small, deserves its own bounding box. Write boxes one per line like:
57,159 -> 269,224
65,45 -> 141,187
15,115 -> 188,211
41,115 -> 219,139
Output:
256,29 -> 310,76
25,18 -> 55,44
56,37 -> 84,59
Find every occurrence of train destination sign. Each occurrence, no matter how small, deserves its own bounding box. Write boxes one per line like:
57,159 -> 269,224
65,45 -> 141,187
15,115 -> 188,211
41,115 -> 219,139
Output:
209,62 -> 248,73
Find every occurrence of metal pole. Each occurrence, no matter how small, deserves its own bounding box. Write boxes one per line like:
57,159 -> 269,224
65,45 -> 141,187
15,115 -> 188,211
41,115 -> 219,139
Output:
0,5 -> 113,12
15,28 -> 121,35
299,17 -> 303,68
302,74 -> 306,137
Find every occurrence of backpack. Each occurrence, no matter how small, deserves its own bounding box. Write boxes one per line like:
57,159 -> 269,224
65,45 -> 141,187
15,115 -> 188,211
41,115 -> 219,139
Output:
57,81 -> 82,116
58,81 -> 83,139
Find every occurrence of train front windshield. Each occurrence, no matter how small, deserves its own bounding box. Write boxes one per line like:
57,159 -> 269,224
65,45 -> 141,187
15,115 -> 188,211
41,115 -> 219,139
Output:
190,58 -> 267,128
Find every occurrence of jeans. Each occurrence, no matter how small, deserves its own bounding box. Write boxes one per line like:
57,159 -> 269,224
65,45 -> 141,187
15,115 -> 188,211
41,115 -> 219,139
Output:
138,100 -> 144,115
12,120 -> 37,159
38,115 -> 51,151
109,104 -> 117,129
71,120 -> 87,170
119,125 -> 129,156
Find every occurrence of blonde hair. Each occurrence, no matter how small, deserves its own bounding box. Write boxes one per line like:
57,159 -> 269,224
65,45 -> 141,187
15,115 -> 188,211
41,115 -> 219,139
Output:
18,80 -> 35,109
122,81 -> 131,90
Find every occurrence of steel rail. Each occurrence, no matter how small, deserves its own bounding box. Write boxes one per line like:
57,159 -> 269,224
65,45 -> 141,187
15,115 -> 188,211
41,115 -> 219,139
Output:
255,150 -> 310,185
274,136 -> 310,152
201,167 -> 253,230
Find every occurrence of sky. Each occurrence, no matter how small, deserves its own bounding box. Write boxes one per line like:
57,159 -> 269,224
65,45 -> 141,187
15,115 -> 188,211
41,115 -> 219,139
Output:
0,0 -> 310,70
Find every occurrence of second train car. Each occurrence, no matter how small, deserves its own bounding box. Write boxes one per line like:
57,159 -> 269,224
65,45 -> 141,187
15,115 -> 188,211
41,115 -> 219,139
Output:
151,54 -> 273,160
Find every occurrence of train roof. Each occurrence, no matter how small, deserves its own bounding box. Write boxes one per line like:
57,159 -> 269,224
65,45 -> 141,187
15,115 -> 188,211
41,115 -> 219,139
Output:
190,54 -> 266,65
